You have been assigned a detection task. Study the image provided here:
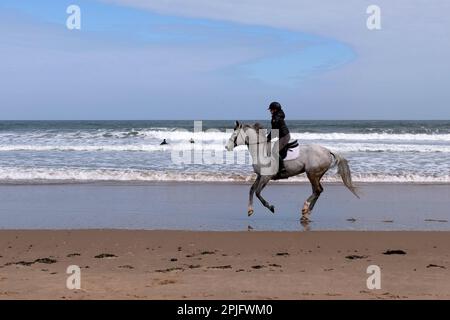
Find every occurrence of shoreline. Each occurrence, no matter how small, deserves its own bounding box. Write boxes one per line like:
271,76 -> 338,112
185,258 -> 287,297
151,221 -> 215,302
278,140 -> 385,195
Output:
1,180 -> 450,186
1,230 -> 449,299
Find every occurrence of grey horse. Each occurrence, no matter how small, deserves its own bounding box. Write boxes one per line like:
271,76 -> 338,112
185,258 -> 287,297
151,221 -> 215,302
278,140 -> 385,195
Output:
225,121 -> 359,221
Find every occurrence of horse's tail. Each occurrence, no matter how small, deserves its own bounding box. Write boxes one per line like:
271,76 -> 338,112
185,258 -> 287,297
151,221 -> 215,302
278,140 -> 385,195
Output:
330,152 -> 360,199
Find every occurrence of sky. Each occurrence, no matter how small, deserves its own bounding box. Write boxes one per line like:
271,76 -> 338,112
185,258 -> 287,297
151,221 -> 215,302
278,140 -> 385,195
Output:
1,0 -> 449,120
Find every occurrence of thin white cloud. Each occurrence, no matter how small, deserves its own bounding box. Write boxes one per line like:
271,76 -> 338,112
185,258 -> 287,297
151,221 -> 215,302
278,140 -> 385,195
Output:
2,1 -> 450,119
98,0 -> 450,118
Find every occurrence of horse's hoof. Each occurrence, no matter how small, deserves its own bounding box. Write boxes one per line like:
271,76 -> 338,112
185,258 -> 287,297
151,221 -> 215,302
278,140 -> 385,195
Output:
269,205 -> 275,213
300,215 -> 310,222
248,209 -> 254,217
301,206 -> 311,215
302,201 -> 311,215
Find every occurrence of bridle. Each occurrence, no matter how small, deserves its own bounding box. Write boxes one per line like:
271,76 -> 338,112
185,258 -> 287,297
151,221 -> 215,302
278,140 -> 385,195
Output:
233,127 -> 262,147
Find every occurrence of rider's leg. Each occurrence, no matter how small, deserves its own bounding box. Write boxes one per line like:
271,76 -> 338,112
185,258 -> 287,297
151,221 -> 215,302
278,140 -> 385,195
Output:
276,134 -> 291,173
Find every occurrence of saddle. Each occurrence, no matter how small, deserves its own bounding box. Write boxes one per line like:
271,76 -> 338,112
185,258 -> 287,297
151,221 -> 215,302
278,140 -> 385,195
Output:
280,140 -> 299,161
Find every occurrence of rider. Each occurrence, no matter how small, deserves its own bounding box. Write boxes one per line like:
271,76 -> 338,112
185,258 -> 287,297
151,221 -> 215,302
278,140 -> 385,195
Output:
267,101 -> 291,176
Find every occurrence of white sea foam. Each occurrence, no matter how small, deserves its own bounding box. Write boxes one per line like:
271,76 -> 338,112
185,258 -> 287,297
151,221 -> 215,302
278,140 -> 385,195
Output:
0,142 -> 448,153
293,132 -> 450,142
0,167 -> 448,184
90,130 -> 450,142
1,130 -> 450,143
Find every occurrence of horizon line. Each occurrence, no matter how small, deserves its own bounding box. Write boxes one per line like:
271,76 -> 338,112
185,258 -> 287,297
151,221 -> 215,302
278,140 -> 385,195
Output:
0,119 -> 449,122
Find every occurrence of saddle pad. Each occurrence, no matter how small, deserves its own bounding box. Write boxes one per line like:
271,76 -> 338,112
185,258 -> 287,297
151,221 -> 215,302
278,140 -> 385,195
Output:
284,145 -> 300,161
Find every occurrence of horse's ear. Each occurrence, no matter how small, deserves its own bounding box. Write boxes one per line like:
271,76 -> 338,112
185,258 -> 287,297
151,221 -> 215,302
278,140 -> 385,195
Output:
234,121 -> 240,129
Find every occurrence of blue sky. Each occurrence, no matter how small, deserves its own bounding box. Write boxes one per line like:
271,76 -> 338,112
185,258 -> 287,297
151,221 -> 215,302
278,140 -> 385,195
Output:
1,0 -> 449,119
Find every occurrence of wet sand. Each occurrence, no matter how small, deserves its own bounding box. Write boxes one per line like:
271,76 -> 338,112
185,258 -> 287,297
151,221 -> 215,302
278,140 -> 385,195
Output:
0,183 -> 449,230
1,230 -> 449,299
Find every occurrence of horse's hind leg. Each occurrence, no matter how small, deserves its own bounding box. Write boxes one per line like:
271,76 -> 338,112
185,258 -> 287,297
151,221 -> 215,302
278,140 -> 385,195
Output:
255,175 -> 275,213
248,175 -> 260,216
301,171 -> 324,221
308,180 -> 323,211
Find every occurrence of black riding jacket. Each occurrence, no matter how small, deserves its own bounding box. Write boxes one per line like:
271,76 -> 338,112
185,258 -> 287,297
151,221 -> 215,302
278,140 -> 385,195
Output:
267,109 -> 290,141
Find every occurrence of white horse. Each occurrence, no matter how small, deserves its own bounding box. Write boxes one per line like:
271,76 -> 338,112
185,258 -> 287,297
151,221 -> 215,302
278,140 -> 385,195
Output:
225,121 -> 359,221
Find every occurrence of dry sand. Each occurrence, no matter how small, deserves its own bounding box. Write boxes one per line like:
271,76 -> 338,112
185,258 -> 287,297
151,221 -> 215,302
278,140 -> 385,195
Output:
0,230 -> 449,299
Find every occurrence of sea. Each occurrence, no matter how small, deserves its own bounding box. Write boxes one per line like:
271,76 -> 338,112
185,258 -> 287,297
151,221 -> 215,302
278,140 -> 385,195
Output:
0,120 -> 449,184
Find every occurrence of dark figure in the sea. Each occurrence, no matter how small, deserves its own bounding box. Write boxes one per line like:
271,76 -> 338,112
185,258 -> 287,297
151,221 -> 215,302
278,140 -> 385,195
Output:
160,139 -> 168,145
267,102 -> 291,177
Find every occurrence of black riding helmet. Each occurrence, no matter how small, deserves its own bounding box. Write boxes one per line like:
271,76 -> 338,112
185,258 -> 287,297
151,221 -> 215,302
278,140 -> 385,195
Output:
268,101 -> 282,110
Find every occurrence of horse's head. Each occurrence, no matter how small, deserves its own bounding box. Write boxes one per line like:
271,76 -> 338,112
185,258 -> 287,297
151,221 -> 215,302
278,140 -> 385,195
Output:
225,121 -> 247,151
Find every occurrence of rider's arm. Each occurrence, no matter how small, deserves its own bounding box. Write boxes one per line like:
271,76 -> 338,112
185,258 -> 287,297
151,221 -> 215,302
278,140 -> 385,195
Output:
268,113 -> 283,141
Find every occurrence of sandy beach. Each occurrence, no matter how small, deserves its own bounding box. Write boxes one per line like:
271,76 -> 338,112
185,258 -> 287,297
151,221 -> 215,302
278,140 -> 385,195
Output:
1,230 -> 449,299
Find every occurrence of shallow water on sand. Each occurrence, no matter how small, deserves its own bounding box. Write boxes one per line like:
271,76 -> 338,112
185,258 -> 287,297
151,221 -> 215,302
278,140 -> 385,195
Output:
0,183 -> 448,231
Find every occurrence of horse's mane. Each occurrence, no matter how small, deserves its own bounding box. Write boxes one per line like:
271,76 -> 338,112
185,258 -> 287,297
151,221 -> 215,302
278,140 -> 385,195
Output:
243,123 -> 267,141
253,122 -> 264,131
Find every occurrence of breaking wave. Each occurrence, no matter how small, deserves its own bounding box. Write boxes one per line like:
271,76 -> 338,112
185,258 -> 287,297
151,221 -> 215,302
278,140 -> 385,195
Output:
0,167 -> 448,184
1,130 -> 450,142
0,142 -> 449,153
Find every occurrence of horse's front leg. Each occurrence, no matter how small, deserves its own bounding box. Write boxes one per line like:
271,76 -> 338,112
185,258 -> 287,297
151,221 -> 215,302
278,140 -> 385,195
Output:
248,175 -> 261,216
255,175 -> 275,213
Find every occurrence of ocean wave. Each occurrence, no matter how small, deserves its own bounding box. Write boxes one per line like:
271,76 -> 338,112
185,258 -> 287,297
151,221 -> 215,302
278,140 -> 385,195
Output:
0,167 -> 448,184
141,130 -> 450,143
1,130 -> 450,143
0,142 -> 449,153
296,132 -> 450,142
